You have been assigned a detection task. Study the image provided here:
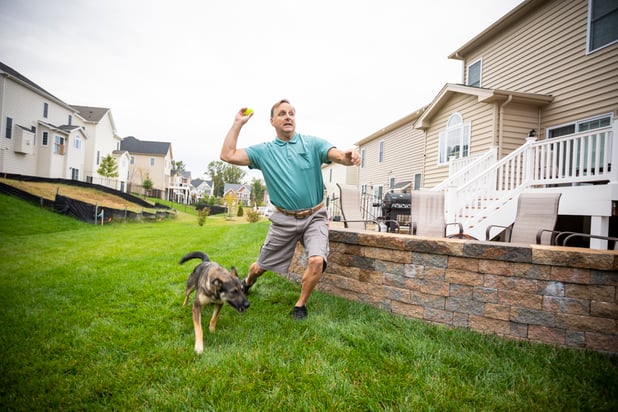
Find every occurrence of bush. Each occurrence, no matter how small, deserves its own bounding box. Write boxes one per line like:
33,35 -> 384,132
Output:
237,204 -> 244,217
197,207 -> 209,226
246,209 -> 261,223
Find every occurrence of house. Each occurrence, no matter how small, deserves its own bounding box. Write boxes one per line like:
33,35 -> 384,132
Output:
71,105 -> 127,191
191,178 -> 214,201
356,0 -> 618,246
0,62 -> 88,180
0,62 -> 131,193
169,169 -> 192,204
120,136 -> 173,199
223,183 -> 251,206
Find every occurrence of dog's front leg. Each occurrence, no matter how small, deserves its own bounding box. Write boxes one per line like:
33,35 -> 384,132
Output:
192,304 -> 204,354
209,304 -> 223,333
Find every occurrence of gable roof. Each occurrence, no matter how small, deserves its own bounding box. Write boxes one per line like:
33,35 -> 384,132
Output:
120,136 -> 171,156
224,183 -> 250,193
415,83 -> 553,129
71,105 -> 110,122
0,61 -> 74,111
355,106 -> 426,146
448,0 -> 543,60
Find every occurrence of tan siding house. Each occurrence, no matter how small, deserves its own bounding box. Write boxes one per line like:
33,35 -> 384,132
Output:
451,0 -> 618,135
355,0 -> 617,242
357,110 -> 424,197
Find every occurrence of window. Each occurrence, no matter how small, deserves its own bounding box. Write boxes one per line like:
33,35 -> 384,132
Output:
588,0 -> 618,52
389,177 -> 395,189
68,115 -> 72,125
43,103 -> 48,118
5,117 -> 12,139
71,168 -> 79,180
467,58 -> 482,87
414,173 -> 422,190
360,148 -> 366,168
42,132 -> 49,146
548,113 -> 612,175
378,140 -> 384,163
329,168 -> 333,183
150,158 -> 155,166
53,135 -> 64,154
547,113 -> 611,138
438,113 -> 471,164
130,156 -> 135,165
73,136 -> 81,150
96,150 -> 101,165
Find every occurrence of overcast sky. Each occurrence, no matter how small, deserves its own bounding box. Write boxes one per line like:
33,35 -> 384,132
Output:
0,0 -> 523,179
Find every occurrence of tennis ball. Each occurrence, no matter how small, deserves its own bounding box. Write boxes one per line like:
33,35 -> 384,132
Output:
243,108 -> 254,116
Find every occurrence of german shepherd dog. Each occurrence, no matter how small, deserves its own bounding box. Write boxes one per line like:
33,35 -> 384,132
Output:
179,251 -> 250,354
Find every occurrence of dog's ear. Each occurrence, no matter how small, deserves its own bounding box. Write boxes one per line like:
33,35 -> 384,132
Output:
230,266 -> 239,278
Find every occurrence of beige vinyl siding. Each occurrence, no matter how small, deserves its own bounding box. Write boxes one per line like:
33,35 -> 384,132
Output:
464,0 -> 618,135
423,94 -> 495,188
501,103 -> 540,154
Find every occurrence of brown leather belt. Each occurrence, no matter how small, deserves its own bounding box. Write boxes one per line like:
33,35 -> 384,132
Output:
275,201 -> 325,219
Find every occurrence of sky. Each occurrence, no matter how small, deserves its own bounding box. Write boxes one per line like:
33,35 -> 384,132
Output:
0,0 -> 523,180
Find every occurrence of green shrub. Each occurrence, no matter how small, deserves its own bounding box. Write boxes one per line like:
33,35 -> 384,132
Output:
237,204 -> 244,217
246,209 -> 261,223
198,206 -> 209,226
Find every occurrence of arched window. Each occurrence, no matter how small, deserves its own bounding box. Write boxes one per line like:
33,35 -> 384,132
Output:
438,113 -> 471,164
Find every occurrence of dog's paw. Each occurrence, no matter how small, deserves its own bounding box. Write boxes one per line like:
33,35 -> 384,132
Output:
194,343 -> 204,355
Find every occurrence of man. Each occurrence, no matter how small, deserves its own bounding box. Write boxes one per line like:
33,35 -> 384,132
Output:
220,99 -> 360,320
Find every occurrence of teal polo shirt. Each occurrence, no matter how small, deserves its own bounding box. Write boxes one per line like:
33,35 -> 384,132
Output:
246,133 -> 333,211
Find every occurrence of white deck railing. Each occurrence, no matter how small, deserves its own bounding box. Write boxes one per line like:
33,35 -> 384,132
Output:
442,127 -> 614,237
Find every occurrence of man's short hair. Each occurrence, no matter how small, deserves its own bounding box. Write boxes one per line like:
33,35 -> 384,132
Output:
270,99 -> 293,118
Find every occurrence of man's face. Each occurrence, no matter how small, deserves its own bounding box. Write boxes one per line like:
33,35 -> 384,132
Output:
270,102 -> 296,139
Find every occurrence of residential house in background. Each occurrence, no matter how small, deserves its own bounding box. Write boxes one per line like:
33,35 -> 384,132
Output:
71,105 -> 128,191
356,0 -> 618,245
169,169 -> 192,204
0,62 -> 88,180
0,62 -> 179,198
223,183 -> 251,206
120,136 -> 173,199
190,178 -> 213,202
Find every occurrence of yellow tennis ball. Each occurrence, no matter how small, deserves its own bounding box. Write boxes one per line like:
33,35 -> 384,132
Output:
244,108 -> 254,116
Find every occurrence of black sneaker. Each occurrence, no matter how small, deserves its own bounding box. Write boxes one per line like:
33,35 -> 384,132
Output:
293,305 -> 308,320
241,279 -> 252,294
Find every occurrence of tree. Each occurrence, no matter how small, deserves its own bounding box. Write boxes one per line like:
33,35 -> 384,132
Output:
250,178 -> 266,206
97,154 -> 119,183
172,160 -> 186,172
143,177 -> 153,197
207,160 -> 246,197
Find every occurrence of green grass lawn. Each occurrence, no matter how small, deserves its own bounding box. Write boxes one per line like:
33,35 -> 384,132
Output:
1,193 -> 616,411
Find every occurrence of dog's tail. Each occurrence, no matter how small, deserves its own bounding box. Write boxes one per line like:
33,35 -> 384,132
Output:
179,251 -> 210,265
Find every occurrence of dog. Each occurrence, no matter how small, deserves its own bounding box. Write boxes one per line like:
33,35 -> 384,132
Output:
179,251 -> 250,354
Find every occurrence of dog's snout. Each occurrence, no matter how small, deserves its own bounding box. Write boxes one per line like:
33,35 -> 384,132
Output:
243,300 -> 250,309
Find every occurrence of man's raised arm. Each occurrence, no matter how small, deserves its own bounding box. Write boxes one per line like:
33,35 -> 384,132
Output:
220,108 -> 252,166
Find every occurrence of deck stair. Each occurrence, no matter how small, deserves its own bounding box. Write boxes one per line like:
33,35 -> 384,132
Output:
432,126 -> 616,240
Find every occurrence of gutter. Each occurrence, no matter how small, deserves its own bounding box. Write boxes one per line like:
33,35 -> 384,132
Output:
498,95 -> 513,159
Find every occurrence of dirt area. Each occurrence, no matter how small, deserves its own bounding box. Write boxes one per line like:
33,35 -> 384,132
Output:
0,178 -> 150,212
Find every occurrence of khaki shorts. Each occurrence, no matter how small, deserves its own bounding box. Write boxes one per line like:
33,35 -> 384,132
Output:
256,208 -> 329,274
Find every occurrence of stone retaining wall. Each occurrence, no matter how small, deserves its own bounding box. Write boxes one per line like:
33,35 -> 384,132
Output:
285,229 -> 618,354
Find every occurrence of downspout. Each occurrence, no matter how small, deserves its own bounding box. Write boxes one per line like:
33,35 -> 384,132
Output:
498,95 -> 513,159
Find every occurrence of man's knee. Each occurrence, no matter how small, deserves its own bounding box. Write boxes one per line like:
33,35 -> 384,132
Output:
307,255 -> 325,273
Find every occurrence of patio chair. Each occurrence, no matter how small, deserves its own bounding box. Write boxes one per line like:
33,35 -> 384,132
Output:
409,191 -> 463,238
561,232 -> 618,250
486,192 -> 561,244
337,183 -> 396,232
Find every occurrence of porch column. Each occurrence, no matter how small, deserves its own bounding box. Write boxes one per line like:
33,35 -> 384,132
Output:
590,215 -> 609,249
